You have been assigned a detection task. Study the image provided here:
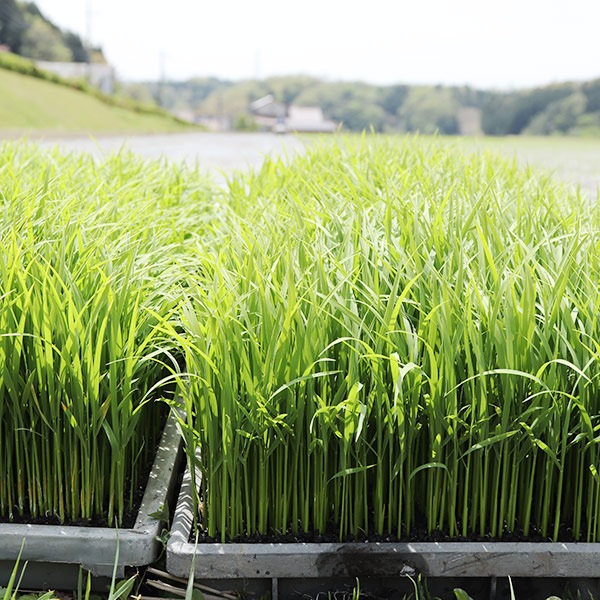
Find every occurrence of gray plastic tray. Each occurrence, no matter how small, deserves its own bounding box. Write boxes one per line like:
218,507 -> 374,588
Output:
0,410 -> 183,587
167,464 -> 600,588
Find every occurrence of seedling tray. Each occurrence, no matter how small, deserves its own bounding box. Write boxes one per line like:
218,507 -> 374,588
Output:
167,464 -> 600,598
0,410 -> 183,589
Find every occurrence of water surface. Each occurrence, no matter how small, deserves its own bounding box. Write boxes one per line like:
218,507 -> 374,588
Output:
33,132 -> 309,174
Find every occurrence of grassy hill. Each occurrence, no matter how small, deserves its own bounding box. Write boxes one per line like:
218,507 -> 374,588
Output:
0,65 -> 196,136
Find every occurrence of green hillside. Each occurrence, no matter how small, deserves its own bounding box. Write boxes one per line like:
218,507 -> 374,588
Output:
0,66 -> 195,136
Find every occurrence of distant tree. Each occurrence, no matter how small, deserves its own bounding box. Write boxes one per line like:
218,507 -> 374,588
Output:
21,1 -> 41,18
398,86 -> 459,134
339,99 -> 387,131
0,1 -> 92,62
292,82 -> 336,112
198,80 -> 267,119
573,111 -> 600,136
551,92 -> 587,132
482,85 -> 579,135
481,93 -> 518,135
525,92 -> 587,135
265,75 -> 321,105
453,85 -> 489,108
510,85 -> 576,133
125,78 -> 234,113
582,79 -> 600,112
19,16 -> 73,61
185,78 -> 233,107
63,31 -> 88,62
0,0 -> 27,53
378,84 -> 409,115
295,82 -> 386,131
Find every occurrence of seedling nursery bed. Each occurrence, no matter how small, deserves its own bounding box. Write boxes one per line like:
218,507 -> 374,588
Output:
0,412 -> 183,590
7,137 -> 600,598
163,139 -> 600,598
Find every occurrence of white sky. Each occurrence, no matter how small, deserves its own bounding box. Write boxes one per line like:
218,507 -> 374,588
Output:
33,0 -> 600,89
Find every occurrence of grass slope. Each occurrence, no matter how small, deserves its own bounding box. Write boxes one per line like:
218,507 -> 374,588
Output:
0,67 -> 195,136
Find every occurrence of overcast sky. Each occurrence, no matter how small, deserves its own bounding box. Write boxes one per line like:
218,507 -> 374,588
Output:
33,0 -> 600,89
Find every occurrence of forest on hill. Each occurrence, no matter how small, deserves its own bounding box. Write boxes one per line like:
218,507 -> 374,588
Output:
129,75 -> 600,136
0,0 -> 103,62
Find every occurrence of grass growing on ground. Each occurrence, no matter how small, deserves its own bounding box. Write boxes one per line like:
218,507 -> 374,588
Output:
0,66 -> 195,135
175,136 -> 600,543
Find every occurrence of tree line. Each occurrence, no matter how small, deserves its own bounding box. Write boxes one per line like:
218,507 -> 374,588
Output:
0,0 -> 98,62
132,75 -> 600,136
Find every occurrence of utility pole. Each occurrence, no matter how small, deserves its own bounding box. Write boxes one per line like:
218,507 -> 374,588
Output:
254,48 -> 261,82
157,51 -> 166,107
85,0 -> 92,82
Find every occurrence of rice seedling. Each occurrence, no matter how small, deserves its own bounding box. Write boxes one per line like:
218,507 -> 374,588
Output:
5,133 -> 600,548
176,135 -> 600,544
0,143 -> 216,525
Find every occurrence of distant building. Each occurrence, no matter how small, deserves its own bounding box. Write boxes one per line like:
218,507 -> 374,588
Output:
456,107 -> 483,136
249,94 -> 337,133
285,105 -> 337,133
34,60 -> 116,94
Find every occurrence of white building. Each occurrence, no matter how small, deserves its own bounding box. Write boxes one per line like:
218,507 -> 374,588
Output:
35,61 -> 116,94
250,95 -> 337,133
285,105 -> 337,133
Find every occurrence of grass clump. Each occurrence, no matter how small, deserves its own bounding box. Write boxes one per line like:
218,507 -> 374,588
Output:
176,136 -> 600,543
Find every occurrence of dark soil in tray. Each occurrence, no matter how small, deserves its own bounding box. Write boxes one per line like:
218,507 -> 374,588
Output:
0,407 -> 170,530
192,518 -> 580,544
0,487 -> 144,529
